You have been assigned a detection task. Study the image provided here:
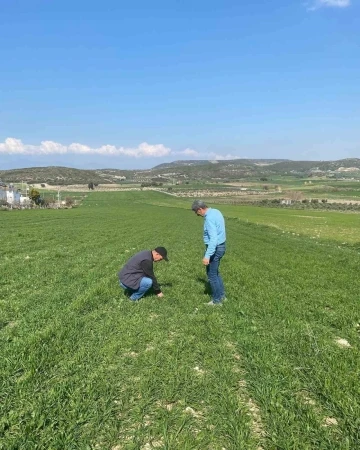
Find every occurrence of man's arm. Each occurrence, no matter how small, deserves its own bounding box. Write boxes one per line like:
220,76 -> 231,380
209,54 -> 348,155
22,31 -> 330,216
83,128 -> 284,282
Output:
140,260 -> 162,294
204,218 -> 217,259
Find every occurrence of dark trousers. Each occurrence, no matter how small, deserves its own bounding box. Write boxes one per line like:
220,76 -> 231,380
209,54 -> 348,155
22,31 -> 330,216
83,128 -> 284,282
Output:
206,243 -> 226,303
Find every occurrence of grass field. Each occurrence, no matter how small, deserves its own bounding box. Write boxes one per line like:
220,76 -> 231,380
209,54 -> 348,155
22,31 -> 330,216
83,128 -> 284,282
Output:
229,178 -> 360,202
1,191 -> 360,449
209,203 -> 360,245
134,192 -> 360,244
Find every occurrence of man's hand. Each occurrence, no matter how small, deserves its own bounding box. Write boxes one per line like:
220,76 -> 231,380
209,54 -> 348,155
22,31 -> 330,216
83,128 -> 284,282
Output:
157,292 -> 164,298
202,257 -> 210,266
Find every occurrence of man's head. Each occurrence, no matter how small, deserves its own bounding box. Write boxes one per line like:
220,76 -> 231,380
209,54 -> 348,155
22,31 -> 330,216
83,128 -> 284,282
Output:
152,246 -> 169,262
191,199 -> 208,217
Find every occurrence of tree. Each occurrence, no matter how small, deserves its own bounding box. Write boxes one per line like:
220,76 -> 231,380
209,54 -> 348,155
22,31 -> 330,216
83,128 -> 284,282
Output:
29,188 -> 41,204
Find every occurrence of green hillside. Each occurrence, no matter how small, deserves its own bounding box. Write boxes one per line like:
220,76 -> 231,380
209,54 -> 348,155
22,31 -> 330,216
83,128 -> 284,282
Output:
1,158 -> 360,186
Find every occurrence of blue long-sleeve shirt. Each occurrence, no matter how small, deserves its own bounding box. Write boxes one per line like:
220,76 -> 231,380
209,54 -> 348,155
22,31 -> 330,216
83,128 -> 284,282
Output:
203,208 -> 226,258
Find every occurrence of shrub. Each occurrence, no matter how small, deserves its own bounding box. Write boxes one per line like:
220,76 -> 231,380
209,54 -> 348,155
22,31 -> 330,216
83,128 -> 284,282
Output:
141,182 -> 163,187
65,197 -> 74,207
43,197 -> 55,207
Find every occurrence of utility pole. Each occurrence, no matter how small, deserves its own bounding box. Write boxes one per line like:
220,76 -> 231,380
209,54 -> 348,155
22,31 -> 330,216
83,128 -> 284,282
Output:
57,188 -> 61,208
23,181 -> 29,197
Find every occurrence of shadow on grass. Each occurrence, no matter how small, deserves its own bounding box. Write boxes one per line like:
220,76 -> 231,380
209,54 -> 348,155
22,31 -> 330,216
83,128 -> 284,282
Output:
197,277 -> 211,295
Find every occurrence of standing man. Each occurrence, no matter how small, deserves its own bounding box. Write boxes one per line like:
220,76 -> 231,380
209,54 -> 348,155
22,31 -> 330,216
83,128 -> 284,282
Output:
118,247 -> 168,301
192,200 -> 226,305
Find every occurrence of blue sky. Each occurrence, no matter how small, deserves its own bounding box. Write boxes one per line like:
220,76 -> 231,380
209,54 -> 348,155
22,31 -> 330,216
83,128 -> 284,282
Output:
0,0 -> 359,169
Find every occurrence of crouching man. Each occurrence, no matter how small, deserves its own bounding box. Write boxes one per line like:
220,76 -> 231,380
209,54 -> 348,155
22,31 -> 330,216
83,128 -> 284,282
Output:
118,247 -> 168,301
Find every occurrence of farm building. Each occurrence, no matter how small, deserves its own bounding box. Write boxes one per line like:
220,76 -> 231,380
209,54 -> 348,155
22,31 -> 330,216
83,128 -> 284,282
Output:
0,182 -> 29,205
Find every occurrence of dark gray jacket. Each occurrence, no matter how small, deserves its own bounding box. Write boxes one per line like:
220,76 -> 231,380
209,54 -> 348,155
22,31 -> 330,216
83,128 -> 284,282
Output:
118,250 -> 161,293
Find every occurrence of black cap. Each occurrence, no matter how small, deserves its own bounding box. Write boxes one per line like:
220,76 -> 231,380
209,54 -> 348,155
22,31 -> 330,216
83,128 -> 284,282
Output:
154,246 -> 169,261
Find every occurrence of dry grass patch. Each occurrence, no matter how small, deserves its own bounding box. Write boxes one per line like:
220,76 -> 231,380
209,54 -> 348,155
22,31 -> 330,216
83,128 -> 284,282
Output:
123,351 -> 139,357
297,391 -> 317,406
148,313 -> 160,321
322,417 -> 338,427
335,338 -> 352,348
246,397 -> 265,440
184,406 -> 204,419
155,399 -> 180,411
193,365 -> 206,375
141,440 -> 163,449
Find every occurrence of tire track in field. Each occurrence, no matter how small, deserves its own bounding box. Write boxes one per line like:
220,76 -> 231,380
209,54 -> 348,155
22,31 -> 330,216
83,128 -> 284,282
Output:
225,341 -> 265,449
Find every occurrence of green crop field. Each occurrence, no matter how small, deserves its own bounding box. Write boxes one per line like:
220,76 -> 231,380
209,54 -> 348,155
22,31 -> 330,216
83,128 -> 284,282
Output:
1,191 -> 360,449
206,203 -> 360,244
139,193 -> 360,244
237,178 -> 360,202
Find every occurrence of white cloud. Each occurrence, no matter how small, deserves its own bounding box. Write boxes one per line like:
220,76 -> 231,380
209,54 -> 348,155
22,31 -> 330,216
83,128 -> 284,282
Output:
0,137 -> 171,158
0,137 -> 246,161
307,0 -> 350,10
320,0 -> 350,6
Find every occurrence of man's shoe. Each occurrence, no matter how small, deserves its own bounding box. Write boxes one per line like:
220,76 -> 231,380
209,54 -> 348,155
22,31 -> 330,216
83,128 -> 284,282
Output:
205,301 -> 223,306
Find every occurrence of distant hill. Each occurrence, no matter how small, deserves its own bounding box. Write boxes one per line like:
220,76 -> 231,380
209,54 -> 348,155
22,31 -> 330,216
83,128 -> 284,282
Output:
152,158 -> 288,170
269,158 -> 360,173
1,158 -> 360,185
0,166 -> 133,185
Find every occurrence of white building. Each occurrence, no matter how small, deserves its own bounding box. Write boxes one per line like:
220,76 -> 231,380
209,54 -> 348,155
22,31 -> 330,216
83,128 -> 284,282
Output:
0,183 -> 24,205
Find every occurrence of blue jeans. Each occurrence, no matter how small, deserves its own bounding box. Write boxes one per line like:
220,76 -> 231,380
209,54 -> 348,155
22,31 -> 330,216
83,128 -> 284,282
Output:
120,277 -> 153,301
206,244 -> 226,303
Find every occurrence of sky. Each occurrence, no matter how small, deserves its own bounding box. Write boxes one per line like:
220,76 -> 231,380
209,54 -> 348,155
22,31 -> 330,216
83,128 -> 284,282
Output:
0,0 -> 359,170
